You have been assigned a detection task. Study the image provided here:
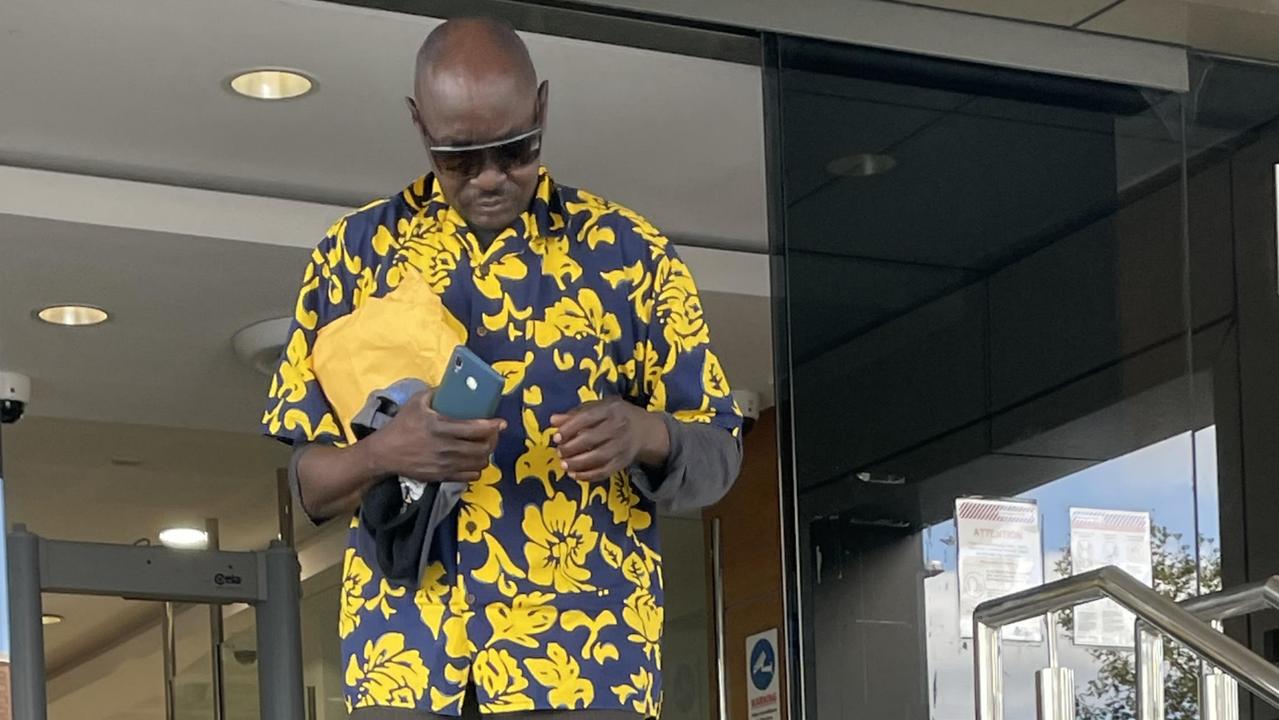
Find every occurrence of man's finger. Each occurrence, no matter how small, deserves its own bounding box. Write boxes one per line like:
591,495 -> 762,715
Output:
462,447 -> 494,470
556,426 -> 610,458
436,417 -> 506,440
449,439 -> 495,463
562,443 -> 617,476
550,400 -> 604,427
414,389 -> 436,413
437,438 -> 494,466
551,404 -> 609,442
438,433 -> 494,450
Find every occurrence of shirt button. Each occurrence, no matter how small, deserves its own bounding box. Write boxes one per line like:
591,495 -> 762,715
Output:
465,593 -> 477,605
476,327 -> 488,337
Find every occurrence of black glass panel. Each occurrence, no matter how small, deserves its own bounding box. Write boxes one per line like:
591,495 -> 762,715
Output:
772,36 -> 1214,719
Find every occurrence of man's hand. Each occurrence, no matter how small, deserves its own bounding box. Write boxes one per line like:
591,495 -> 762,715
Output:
362,390 -> 505,483
551,396 -> 670,482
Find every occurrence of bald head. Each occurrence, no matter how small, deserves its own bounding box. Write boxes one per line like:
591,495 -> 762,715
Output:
415,18 -> 537,102
407,17 -> 548,233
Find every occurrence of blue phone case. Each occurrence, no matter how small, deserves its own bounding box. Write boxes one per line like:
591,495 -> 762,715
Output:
432,346 -> 504,419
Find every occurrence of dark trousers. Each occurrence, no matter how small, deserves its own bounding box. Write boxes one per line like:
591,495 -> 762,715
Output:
348,686 -> 641,720
349,709 -> 638,720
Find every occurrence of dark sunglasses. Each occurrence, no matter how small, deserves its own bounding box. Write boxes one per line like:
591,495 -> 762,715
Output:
428,127 -> 543,178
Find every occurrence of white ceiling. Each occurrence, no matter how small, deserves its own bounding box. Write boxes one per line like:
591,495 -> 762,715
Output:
899,0 -> 1117,25
0,0 -> 775,709
895,0 -> 1279,61
0,0 -> 768,249
0,214 -> 302,433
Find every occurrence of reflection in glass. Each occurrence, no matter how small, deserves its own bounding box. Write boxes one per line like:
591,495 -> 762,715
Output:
773,37 -> 1213,718
924,430 -> 1219,718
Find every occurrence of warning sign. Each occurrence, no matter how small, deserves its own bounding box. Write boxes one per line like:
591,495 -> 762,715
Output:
956,497 -> 1044,642
745,628 -> 780,720
1070,508 -> 1152,647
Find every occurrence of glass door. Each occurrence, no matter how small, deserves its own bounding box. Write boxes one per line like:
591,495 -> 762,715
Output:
767,35 -> 1227,718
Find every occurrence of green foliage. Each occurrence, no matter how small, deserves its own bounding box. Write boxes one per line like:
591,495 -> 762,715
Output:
1052,526 -> 1220,720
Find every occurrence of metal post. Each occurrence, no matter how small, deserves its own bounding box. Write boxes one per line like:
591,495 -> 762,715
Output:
974,620 -> 1003,720
711,517 -> 728,720
1202,619 -> 1240,720
1033,611 -> 1073,720
5,530 -> 294,720
1034,668 -> 1074,720
1203,669 -> 1240,720
1135,625 -> 1165,720
276,469 -> 294,548
162,602 -> 177,720
256,540 -> 304,720
1044,612 -> 1058,668
206,518 -> 225,720
7,525 -> 46,720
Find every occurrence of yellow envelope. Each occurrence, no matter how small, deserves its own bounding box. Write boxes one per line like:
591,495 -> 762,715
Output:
312,268 -> 467,442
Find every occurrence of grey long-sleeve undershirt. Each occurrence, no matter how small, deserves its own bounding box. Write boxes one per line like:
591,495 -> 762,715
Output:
288,413 -> 742,526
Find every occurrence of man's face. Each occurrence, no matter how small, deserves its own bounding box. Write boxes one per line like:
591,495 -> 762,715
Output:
410,78 -> 547,232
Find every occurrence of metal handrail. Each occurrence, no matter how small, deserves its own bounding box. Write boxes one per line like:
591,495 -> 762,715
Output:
1135,575 -> 1279,720
1181,576 -> 1279,621
973,567 -> 1279,720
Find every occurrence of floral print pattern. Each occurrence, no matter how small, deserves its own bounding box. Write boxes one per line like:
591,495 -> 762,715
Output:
261,170 -> 741,715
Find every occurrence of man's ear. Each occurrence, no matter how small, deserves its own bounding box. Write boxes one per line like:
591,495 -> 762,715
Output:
537,81 -> 549,129
406,96 -> 431,151
405,96 -> 423,128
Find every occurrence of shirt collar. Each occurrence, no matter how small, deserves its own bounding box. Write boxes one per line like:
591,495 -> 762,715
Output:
401,168 -> 565,245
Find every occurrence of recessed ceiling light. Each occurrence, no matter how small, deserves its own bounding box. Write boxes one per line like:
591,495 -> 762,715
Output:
36,304 -> 109,326
158,527 -> 208,550
42,613 -> 64,626
228,69 -> 315,101
826,153 -> 897,178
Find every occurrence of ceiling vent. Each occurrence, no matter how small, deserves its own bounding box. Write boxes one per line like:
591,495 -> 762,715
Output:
232,318 -> 291,376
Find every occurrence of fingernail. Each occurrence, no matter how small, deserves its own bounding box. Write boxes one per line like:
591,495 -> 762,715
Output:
554,433 -> 562,443
560,460 -> 568,469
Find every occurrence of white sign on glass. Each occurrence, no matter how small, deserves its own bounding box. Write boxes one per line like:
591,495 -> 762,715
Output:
955,497 -> 1043,642
1069,507 -> 1153,647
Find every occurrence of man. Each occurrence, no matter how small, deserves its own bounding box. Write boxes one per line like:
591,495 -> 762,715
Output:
261,17 -> 742,719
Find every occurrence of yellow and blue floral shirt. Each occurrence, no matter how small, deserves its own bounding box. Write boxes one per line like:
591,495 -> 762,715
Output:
261,169 -> 741,716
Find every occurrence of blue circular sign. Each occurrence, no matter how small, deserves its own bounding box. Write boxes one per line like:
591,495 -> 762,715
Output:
749,637 -> 776,692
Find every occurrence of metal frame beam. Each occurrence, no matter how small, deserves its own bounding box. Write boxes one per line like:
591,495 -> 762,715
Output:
38,537 -> 264,604
7,524 -> 303,720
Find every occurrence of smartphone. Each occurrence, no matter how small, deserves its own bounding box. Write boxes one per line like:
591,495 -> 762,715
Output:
432,345 -> 504,420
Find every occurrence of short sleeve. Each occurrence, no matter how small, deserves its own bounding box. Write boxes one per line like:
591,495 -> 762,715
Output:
636,237 -> 743,438
260,234 -> 346,446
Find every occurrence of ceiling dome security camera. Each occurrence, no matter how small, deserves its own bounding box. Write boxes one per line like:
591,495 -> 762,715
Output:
0,371 -> 31,424
733,389 -> 760,435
